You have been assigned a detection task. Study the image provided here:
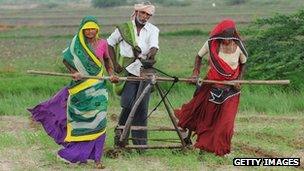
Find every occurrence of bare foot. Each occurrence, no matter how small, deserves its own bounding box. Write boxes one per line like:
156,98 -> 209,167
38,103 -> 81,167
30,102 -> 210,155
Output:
29,116 -> 40,129
95,162 -> 105,169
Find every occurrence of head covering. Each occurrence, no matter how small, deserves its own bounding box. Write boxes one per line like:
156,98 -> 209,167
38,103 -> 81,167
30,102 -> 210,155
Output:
210,19 -> 238,38
82,21 -> 99,31
207,19 -> 248,80
79,16 -> 100,38
131,1 -> 155,20
63,16 -> 102,78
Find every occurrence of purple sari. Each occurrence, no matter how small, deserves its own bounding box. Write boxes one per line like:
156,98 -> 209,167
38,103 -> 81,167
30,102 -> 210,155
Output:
28,17 -> 108,163
28,87 -> 106,163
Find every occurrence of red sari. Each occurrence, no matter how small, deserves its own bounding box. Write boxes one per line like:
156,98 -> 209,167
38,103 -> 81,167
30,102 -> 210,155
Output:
175,19 -> 247,156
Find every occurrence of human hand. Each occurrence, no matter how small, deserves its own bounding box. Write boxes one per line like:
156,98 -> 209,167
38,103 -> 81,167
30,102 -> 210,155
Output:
133,46 -> 142,59
234,83 -> 241,91
141,59 -> 156,69
114,64 -> 124,73
109,75 -> 119,83
188,74 -> 199,84
72,72 -> 82,81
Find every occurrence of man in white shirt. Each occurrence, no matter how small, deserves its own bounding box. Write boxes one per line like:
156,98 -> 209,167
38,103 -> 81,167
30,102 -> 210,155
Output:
107,1 -> 159,147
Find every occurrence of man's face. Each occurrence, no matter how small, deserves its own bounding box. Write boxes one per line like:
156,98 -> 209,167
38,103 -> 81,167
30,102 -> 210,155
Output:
136,11 -> 151,25
83,28 -> 98,39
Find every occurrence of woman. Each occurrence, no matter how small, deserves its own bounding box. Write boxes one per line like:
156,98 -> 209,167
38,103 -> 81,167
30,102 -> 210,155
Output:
28,16 -> 118,168
175,19 -> 247,156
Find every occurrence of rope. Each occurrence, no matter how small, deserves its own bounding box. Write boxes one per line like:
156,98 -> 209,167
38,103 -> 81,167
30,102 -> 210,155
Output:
144,67 -> 178,121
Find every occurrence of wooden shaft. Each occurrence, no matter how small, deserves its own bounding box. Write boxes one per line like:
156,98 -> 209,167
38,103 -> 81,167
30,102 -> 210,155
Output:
27,70 -> 290,85
116,125 -> 183,131
148,139 -> 180,143
155,83 -> 186,148
119,84 -> 152,143
128,138 -> 180,143
27,70 -> 118,80
224,80 -> 291,85
124,144 -> 183,149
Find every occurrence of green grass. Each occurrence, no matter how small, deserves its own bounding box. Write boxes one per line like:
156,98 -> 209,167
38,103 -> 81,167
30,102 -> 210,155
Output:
2,35 -> 302,116
0,1 -> 304,170
1,114 -> 302,170
240,87 -> 304,115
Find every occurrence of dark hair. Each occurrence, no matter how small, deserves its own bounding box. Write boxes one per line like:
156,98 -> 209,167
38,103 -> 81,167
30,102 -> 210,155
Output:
221,28 -> 237,38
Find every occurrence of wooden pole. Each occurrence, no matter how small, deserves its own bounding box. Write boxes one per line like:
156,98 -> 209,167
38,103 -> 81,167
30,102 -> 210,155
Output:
128,138 -> 181,143
125,144 -> 183,149
27,70 -> 290,85
116,125 -> 183,131
155,83 -> 187,148
119,84 -> 153,143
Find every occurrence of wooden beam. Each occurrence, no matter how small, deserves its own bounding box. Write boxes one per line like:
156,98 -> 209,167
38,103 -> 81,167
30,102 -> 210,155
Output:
27,70 -> 290,85
116,126 -> 183,131
124,145 -> 183,149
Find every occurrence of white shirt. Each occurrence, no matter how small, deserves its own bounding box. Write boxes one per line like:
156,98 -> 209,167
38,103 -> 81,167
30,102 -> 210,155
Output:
107,20 -> 159,59
198,41 -> 247,70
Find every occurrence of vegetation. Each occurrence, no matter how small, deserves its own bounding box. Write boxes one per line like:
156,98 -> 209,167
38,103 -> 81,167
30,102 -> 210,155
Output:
225,0 -> 247,5
152,0 -> 191,6
91,0 -> 126,8
91,0 -> 191,8
0,0 -> 85,5
0,0 -> 303,170
245,10 -> 304,90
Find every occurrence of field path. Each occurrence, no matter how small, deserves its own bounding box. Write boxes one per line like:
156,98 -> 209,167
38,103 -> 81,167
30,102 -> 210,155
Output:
0,114 -> 303,170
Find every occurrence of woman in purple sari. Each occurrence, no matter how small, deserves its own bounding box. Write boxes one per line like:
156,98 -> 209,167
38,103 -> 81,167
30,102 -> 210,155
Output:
29,16 -> 118,168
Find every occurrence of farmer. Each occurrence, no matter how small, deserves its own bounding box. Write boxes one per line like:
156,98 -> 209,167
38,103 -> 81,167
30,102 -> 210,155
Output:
29,16 -> 118,168
175,19 -> 247,156
107,1 -> 159,147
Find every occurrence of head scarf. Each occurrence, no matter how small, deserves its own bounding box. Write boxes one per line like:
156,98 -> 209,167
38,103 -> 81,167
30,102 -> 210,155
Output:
207,19 -> 248,80
78,16 -> 101,66
210,19 -> 239,38
131,1 -> 155,20
62,16 -> 102,77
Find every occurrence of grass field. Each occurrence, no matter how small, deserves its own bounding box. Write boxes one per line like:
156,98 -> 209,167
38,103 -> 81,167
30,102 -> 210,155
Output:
0,0 -> 303,170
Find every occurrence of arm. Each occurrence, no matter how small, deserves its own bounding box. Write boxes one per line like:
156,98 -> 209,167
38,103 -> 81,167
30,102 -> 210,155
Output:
238,49 -> 247,80
63,59 -> 82,80
191,41 -> 208,79
141,27 -> 159,68
141,47 -> 158,69
108,45 -> 123,73
104,56 -> 119,83
63,60 -> 77,73
147,27 -> 159,60
104,57 -> 114,76
238,63 -> 246,80
234,49 -> 247,90
146,47 -> 158,60
102,41 -> 119,83
191,55 -> 202,78
107,29 -> 123,73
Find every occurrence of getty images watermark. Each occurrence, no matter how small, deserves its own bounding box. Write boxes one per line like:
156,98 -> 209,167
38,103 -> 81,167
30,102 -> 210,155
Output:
233,158 -> 300,167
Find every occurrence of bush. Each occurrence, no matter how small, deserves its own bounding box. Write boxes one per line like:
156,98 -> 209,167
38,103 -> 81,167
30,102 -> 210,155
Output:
92,0 -> 190,8
153,0 -> 190,6
91,0 -> 126,8
245,10 -> 304,90
45,2 -> 59,9
226,0 -> 246,5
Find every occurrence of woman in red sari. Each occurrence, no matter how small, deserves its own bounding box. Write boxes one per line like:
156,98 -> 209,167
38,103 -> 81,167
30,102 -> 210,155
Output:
175,19 -> 247,156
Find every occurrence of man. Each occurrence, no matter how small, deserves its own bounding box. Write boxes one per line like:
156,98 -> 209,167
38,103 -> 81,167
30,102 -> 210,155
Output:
107,1 -> 159,146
